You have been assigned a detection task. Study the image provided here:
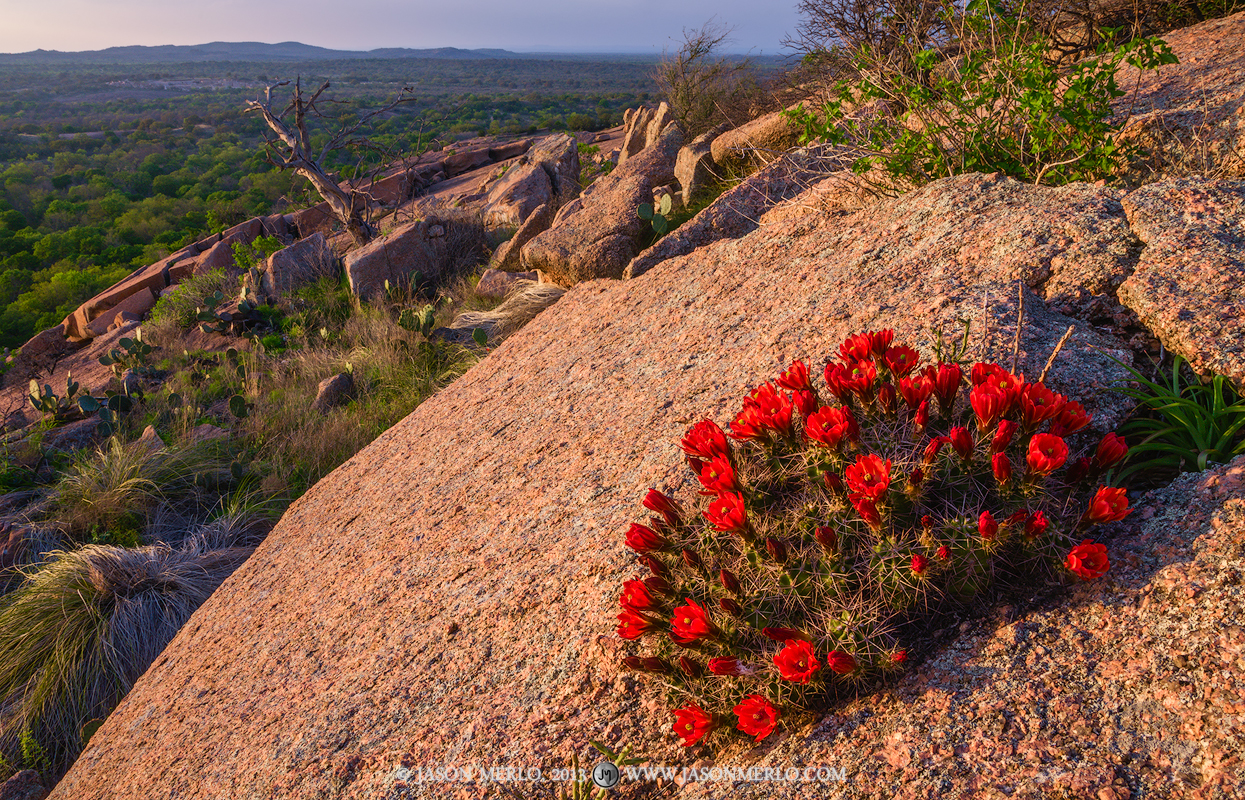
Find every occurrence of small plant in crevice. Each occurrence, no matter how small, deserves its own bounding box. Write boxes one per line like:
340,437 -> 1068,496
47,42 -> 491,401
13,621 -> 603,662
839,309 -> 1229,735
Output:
616,329 -> 1131,747
1113,354 -> 1245,482
638,193 -> 673,236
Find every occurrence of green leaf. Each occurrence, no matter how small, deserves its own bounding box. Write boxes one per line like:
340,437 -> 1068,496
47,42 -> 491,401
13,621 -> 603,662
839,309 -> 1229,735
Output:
472,328 -> 488,347
637,203 -> 654,220
228,394 -> 249,419
78,396 -> 100,414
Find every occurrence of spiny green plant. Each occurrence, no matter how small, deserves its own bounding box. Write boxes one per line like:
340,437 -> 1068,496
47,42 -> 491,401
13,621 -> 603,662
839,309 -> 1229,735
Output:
1113,355 -> 1245,481
787,0 -> 1178,187
76,388 -> 135,438
28,373 -> 79,420
638,193 -> 673,236
617,329 -> 1131,747
98,328 -> 154,377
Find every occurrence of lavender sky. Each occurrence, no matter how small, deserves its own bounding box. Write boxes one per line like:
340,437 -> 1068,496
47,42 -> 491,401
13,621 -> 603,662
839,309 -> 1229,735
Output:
0,0 -> 801,54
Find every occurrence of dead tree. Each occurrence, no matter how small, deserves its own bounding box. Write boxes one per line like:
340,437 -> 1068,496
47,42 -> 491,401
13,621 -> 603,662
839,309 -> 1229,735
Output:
246,78 -> 416,245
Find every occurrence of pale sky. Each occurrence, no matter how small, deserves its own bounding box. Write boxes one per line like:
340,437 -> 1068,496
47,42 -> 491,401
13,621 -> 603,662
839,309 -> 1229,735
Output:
0,0 -> 801,54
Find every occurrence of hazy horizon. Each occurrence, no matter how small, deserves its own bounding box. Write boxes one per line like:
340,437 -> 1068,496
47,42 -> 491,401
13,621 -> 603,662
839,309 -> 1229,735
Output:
0,0 -> 801,57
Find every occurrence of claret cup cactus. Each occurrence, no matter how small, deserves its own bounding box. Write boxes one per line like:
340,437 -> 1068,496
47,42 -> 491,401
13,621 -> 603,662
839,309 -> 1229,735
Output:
617,330 -> 1131,747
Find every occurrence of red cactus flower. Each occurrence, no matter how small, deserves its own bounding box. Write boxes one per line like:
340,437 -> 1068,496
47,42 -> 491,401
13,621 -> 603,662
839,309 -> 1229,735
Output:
839,332 -> 873,363
892,649 -> 908,665
621,579 -> 659,613
948,426 -> 974,461
814,525 -> 838,552
774,639 -> 821,683
914,399 -> 929,431
826,650 -> 858,675
1025,510 -> 1049,538
971,362 -> 1008,385
681,419 -> 729,465
845,454 -> 892,500
806,406 -> 854,450
991,419 -> 1018,453
986,371 -> 1022,411
970,382 -> 1009,431
1020,382 -> 1066,429
777,359 -> 812,393
898,373 -> 935,410
823,362 -> 851,403
750,383 -> 796,437
978,510 -> 999,540
936,545 -> 951,560
643,489 -> 682,528
852,495 -> 883,529
1027,433 -> 1069,476
911,553 -> 930,576
842,360 -> 878,403
617,609 -> 660,640
673,704 -> 716,747
868,329 -> 895,357
719,568 -> 742,595
670,598 -> 717,644
885,345 -> 920,377
762,627 -> 810,642
1094,433 -> 1129,470
697,453 -> 738,495
730,404 -> 768,442
765,537 -> 788,564
793,389 -> 817,419
704,492 -> 748,534
625,522 -> 668,553
908,466 -> 925,490
877,381 -> 898,414
1051,399 -> 1092,436
931,362 -> 963,413
718,597 -> 743,616
922,436 -> 946,466
708,656 -> 748,676
1086,486 -> 1131,524
733,695 -> 780,742
1065,539 -> 1110,579
992,452 -> 1013,486
921,514 -> 935,530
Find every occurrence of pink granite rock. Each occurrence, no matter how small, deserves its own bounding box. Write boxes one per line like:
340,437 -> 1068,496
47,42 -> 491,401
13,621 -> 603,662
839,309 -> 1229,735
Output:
53,169 -> 1160,800
1119,177 -> 1245,383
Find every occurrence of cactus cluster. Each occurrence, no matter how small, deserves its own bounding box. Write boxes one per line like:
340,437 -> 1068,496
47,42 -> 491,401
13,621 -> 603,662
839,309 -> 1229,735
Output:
28,373 -> 80,419
196,288 -> 263,336
97,329 -> 153,377
617,330 -> 1131,747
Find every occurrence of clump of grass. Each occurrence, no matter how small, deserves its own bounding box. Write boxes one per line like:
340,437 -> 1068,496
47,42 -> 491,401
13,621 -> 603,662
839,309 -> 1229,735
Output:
0,540 -> 254,779
147,268 -> 239,332
51,438 -> 233,540
447,282 -> 565,343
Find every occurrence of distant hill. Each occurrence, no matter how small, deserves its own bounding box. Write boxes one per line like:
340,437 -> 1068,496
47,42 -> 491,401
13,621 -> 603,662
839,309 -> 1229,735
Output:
0,41 -> 527,64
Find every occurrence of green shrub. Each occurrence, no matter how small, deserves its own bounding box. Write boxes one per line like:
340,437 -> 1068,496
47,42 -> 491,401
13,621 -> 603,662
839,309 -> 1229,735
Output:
229,234 -> 283,271
1114,356 -> 1245,483
789,0 -> 1178,187
617,329 -> 1132,745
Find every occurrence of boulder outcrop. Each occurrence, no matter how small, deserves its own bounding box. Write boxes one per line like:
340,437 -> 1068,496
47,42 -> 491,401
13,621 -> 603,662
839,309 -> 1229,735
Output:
520,124 -> 684,284
710,107 -> 801,173
253,233 -> 336,298
52,170 -> 1187,800
343,219 -> 449,301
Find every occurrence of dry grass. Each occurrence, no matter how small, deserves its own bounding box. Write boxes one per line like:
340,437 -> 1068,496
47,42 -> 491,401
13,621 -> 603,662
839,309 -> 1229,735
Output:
0,540 -> 253,779
447,281 -> 566,343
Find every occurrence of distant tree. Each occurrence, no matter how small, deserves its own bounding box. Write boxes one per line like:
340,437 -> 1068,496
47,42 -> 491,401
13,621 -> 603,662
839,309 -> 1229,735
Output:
245,78 -> 417,245
655,20 -> 768,138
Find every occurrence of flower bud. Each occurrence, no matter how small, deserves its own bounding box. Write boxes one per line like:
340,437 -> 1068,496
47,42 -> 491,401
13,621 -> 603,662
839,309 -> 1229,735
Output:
643,576 -> 671,596
719,568 -> 742,595
765,537 -> 788,564
1066,456 -> 1091,484
682,548 -> 703,570
814,525 -> 838,552
622,655 -> 644,670
948,426 -> 974,461
910,554 -> 930,576
639,554 -> 668,579
642,656 -> 672,674
679,656 -> 705,678
914,399 -> 929,432
1094,433 -> 1129,470
921,514 -> 935,530
718,597 -> 743,617
992,452 -> 1012,487
877,381 -> 897,415
991,419 -> 1018,453
978,510 -> 999,540
643,489 -> 683,528
824,472 -> 845,495
936,545 -> 951,560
